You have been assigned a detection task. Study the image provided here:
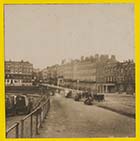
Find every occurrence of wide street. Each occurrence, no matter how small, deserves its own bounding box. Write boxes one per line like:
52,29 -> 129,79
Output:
36,93 -> 135,138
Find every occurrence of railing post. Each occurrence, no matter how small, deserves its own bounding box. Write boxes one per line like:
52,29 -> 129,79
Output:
47,99 -> 50,113
6,131 -> 8,138
30,115 -> 33,137
39,110 -> 43,128
15,122 -> 19,138
42,105 -> 44,121
35,112 -> 39,135
43,104 -> 46,120
21,120 -> 24,138
44,103 -> 47,119
44,99 -> 50,118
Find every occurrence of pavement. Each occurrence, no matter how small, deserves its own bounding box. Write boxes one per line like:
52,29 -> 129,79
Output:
36,93 -> 135,138
94,93 -> 135,118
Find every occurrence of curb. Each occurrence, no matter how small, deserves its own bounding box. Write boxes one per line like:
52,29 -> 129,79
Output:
96,105 -> 135,119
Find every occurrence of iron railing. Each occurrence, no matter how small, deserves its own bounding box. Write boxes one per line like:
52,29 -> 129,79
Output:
6,122 -> 20,138
6,97 -> 50,138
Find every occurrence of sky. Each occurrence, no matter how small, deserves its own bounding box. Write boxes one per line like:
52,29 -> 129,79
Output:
4,4 -> 134,68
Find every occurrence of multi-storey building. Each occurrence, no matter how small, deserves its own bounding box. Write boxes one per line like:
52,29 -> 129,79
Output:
116,60 -> 135,94
104,62 -> 118,93
32,68 -> 43,85
95,55 -> 117,93
42,54 -> 135,94
56,57 -> 97,89
5,60 -> 33,86
42,68 -> 48,81
56,54 -> 117,92
104,60 -> 135,94
42,65 -> 58,85
71,58 -> 97,90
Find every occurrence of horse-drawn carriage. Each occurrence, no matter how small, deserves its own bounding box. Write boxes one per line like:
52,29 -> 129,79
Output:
77,90 -> 105,105
6,95 -> 16,116
93,94 -> 104,102
74,91 -> 82,101
63,88 -> 105,105
64,89 -> 72,98
83,93 -> 105,105
15,95 -> 32,115
6,94 -> 33,116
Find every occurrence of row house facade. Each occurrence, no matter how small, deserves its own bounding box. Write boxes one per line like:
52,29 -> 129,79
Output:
104,62 -> 118,93
56,54 -> 117,92
104,60 -> 135,94
32,68 -> 43,85
116,60 -> 135,94
41,55 -> 135,94
5,60 -> 33,86
95,55 -> 117,93
42,65 -> 58,85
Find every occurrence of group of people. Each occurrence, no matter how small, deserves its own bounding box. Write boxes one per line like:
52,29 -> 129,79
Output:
64,89 -> 98,105
43,85 -> 104,105
76,90 -> 98,105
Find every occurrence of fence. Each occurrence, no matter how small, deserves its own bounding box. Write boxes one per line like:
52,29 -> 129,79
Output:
6,96 -> 50,138
6,122 -> 19,138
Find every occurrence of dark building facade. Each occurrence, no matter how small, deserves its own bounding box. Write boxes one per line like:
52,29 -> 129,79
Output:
104,60 -> 135,94
116,60 -> 135,94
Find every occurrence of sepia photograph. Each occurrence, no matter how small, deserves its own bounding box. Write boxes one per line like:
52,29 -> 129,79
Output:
4,4 -> 135,138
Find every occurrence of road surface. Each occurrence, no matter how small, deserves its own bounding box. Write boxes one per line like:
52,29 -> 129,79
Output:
36,93 -> 135,138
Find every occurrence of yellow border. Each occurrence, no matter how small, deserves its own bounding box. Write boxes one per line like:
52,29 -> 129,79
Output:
0,0 -> 139,141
